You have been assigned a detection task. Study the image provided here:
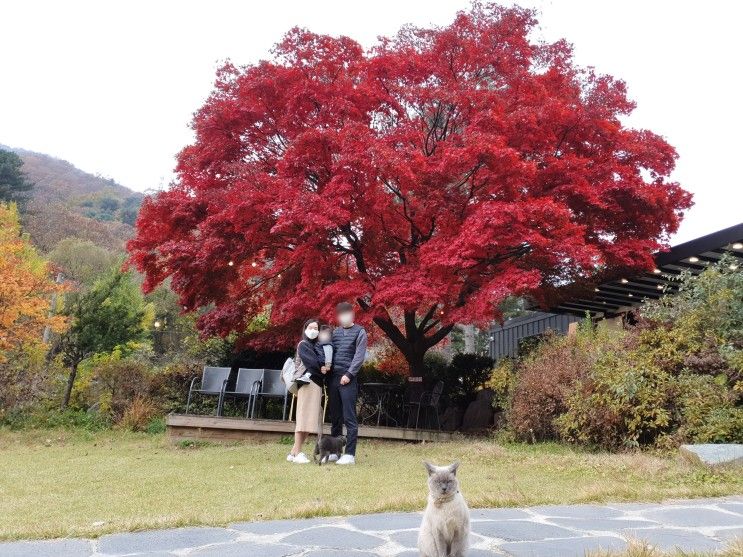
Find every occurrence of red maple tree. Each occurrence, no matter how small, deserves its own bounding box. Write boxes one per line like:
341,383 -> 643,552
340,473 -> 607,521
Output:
128,4 -> 691,377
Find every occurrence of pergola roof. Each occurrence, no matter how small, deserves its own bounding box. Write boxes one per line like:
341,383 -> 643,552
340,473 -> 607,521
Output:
552,222 -> 743,317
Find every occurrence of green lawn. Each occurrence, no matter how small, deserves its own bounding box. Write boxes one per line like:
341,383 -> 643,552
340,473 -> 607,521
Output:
1,428 -> 742,540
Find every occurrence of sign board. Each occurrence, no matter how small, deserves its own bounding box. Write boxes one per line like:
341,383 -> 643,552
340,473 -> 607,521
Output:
407,376 -> 423,383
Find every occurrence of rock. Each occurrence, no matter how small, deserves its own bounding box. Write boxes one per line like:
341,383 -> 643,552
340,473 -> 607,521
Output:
439,405 -> 463,431
680,444 -> 743,467
461,389 -> 495,432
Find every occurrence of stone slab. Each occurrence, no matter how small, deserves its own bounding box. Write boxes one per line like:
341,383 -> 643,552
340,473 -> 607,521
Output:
714,527 -> 743,541
5,497 -> 743,557
680,443 -> 743,467
622,528 -> 723,552
0,539 -> 93,557
547,517 -> 658,531
390,549 -> 496,557
606,502 -> 664,512
302,549 -> 378,557
718,503 -> 743,515
189,542 -> 300,557
640,507 -> 743,528
97,527 -> 238,554
229,517 -> 331,535
389,530 -> 419,548
280,526 -> 385,550
471,520 -> 577,541
345,512 -> 422,531
501,535 -> 627,557
470,508 -> 532,521
528,504 -> 624,519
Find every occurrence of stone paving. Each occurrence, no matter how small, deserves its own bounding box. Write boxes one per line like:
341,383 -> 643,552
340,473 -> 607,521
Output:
1,497 -> 742,556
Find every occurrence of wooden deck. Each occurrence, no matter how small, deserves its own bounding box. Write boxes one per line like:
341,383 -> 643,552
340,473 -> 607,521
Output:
166,414 -> 456,443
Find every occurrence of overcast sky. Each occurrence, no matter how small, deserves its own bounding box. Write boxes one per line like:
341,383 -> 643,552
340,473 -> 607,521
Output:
1,0 -> 740,244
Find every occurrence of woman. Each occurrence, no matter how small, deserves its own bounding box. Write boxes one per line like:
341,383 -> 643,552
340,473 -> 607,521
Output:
287,318 -> 326,464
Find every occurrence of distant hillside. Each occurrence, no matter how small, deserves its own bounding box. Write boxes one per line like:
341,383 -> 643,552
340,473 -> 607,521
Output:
1,145 -> 144,252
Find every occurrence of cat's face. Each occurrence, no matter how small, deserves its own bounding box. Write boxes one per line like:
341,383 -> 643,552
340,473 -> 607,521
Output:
424,461 -> 460,500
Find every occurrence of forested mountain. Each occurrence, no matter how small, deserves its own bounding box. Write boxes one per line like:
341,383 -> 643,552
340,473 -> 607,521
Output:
0,145 -> 144,252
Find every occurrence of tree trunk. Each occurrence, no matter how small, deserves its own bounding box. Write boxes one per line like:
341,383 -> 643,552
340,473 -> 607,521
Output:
61,361 -> 78,410
43,272 -> 64,344
362,301 -> 454,405
463,324 -> 476,354
405,342 -> 427,401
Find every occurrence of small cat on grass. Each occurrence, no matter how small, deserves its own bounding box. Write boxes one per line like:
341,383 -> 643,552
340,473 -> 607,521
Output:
314,434 -> 346,465
418,461 -> 470,557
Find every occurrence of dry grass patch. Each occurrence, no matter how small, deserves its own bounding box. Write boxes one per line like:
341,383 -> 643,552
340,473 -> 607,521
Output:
591,539 -> 743,556
0,429 -> 741,540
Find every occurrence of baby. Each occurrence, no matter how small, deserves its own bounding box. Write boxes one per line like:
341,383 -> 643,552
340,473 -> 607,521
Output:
317,325 -> 333,373
297,325 -> 333,384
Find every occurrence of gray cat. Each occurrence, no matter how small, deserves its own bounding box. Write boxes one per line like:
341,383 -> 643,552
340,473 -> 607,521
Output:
314,435 -> 346,465
418,461 -> 469,557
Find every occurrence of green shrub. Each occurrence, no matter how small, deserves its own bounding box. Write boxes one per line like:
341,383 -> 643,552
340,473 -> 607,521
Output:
556,352 -> 673,449
148,359 -> 202,414
673,374 -> 742,443
0,344 -> 57,421
426,353 -> 493,408
82,353 -> 151,422
119,396 -> 158,432
145,416 -> 166,434
423,351 -> 449,384
506,260 -> 742,450
484,359 -> 516,411
507,326 -> 613,442
2,407 -> 109,431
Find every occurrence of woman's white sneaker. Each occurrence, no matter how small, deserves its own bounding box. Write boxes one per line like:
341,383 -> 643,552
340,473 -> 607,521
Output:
286,453 -> 295,462
336,454 -> 355,465
292,452 -> 310,464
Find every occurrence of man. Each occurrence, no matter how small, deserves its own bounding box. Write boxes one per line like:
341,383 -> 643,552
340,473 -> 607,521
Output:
327,301 -> 367,465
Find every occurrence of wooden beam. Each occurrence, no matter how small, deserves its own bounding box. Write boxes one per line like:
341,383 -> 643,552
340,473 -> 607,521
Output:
166,414 -> 456,443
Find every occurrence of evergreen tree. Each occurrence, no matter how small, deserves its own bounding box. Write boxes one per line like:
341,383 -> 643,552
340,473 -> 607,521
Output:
0,149 -> 34,205
58,268 -> 150,408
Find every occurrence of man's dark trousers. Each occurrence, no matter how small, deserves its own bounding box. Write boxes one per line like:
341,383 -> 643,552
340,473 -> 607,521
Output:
328,373 -> 359,456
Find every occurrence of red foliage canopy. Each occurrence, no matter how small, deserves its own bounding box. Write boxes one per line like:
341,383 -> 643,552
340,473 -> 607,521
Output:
128,4 -> 691,374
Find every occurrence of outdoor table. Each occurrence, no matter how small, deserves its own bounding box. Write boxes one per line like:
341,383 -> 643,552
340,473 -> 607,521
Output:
360,382 -> 402,427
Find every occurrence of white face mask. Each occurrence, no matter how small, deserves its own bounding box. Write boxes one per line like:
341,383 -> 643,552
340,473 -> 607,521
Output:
338,312 -> 354,327
318,333 -> 331,343
305,328 -> 319,340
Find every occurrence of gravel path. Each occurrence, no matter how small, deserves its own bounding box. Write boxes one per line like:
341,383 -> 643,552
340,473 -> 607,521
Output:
1,496 -> 741,556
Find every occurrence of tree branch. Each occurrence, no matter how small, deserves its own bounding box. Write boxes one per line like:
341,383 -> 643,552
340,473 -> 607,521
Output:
424,323 -> 455,349
418,304 -> 438,332
372,313 -> 410,354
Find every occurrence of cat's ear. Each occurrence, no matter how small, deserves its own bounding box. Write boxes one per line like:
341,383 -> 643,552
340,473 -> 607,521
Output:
448,461 -> 460,475
423,461 -> 436,476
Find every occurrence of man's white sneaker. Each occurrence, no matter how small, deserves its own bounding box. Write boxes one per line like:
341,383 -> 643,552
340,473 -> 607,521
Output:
286,453 -> 295,462
336,454 -> 355,465
292,452 -> 310,464
327,454 -> 339,462
296,372 -> 312,384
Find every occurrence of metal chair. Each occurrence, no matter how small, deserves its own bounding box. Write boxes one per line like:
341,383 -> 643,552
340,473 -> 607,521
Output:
405,380 -> 444,430
185,366 -> 231,415
250,369 -> 289,420
219,368 -> 263,417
